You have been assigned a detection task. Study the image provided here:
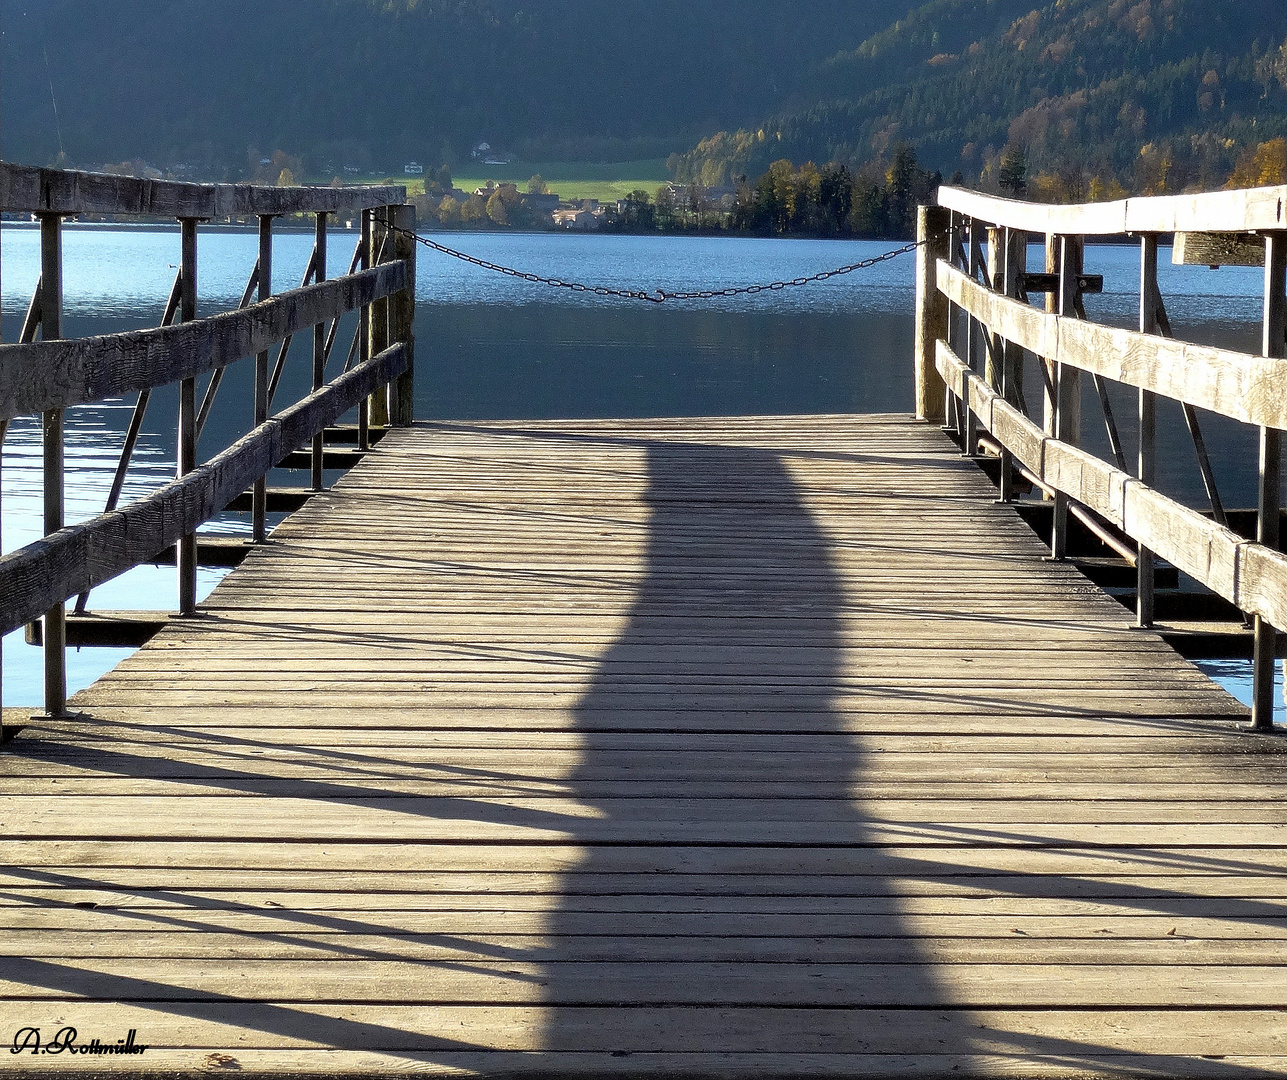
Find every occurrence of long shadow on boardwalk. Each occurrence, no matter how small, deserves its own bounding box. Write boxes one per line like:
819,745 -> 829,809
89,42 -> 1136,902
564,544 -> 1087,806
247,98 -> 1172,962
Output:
540,439 -> 1280,1076
540,441 -> 960,1059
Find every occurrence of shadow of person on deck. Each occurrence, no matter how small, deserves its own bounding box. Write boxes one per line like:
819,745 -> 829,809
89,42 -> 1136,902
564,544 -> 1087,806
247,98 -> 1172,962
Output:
537,440 -> 961,1062
535,439 -> 1284,1076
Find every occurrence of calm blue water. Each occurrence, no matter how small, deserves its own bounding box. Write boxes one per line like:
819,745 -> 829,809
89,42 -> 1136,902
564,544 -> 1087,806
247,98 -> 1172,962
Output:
0,224 -> 1276,712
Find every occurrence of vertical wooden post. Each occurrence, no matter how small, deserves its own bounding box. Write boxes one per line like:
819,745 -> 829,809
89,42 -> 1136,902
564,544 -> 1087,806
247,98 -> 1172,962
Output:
1058,236 -> 1083,443
390,203 -> 417,426
39,214 -> 66,716
997,228 -> 1026,503
311,212 -> 328,490
367,207 -> 391,428
358,209 -> 372,450
1002,229 -> 1026,405
177,218 -> 198,615
1253,232 -> 1286,730
986,227 -> 1004,391
914,204 -> 949,421
963,217 -> 983,456
943,213 -> 962,432
253,215 -> 273,542
1050,235 -> 1082,560
1042,234 -> 1059,441
1138,235 -> 1160,628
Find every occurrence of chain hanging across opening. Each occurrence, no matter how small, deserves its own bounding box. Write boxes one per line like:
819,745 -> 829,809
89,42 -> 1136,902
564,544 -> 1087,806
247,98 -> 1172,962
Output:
378,219 -> 928,304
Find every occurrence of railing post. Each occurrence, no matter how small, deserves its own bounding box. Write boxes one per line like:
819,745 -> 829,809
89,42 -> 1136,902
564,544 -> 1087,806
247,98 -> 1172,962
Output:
390,203 -> 417,426
963,217 -> 984,456
1253,232 -> 1287,730
358,209 -> 373,450
39,213 -> 67,717
997,227 -> 1026,503
943,213 -> 963,432
1138,235 -> 1160,628
986,228 -> 1004,391
253,215 -> 274,542
1050,235 -> 1082,560
312,212 -> 328,490
914,204 -> 949,422
367,207 -> 391,428
177,218 -> 199,615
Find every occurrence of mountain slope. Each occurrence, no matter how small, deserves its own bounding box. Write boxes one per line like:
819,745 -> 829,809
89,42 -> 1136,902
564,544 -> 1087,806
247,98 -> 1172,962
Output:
0,0 -> 892,176
672,0 -> 1287,194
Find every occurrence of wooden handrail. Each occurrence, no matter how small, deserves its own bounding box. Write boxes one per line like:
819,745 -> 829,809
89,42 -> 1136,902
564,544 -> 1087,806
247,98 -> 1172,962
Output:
938,260 -> 1287,430
919,186 -> 1287,729
937,183 -> 1287,235
934,339 -> 1287,631
0,161 -> 405,217
0,261 -> 406,421
0,342 -> 409,639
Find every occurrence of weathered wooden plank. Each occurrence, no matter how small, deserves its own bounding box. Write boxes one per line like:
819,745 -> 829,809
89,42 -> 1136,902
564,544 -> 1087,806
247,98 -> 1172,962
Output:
1173,232 -> 1267,266
0,261 -> 406,420
1,958 -> 1284,1007
0,161 -> 404,217
938,182 -> 1287,235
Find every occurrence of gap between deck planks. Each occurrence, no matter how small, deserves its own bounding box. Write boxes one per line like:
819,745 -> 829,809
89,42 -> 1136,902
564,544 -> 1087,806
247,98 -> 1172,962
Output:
2,414 -> 1286,1079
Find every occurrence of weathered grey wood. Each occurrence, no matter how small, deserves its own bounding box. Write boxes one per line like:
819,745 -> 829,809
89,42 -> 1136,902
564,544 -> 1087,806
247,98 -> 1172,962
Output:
914,205 -> 949,420
935,339 -> 1287,633
38,214 -> 66,717
0,261 -> 405,422
1138,236 -> 1160,629
1253,234 -> 1287,730
311,213 -> 328,490
963,217 -> 984,455
4,415 -> 1287,1076
367,208 -> 392,427
0,161 -> 404,217
390,203 -> 416,427
177,219 -> 199,616
0,343 -> 408,637
1050,235 -> 1081,560
1173,231 -> 1266,267
253,217 -> 274,542
939,182 -> 1287,235
357,208 -> 373,449
938,259 -> 1287,431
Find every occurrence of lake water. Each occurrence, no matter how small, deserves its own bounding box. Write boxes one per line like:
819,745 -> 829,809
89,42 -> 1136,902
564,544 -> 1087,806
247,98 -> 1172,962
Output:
0,224 -> 1277,714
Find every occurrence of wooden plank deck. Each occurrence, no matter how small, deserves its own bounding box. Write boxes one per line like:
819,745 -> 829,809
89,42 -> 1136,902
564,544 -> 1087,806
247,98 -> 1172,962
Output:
2,414 -> 1286,1079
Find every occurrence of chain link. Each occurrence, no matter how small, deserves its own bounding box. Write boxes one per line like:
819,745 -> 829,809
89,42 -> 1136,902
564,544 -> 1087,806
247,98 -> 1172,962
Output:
380,219 -> 927,304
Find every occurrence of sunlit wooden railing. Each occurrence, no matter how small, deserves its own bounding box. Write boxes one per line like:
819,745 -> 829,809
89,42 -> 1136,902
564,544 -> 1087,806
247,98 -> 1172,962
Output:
914,184 -> 1287,729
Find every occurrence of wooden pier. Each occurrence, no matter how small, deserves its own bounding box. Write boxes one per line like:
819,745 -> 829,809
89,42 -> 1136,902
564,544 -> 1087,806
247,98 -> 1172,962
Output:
5,168 -> 1287,1076
4,416 -> 1287,1077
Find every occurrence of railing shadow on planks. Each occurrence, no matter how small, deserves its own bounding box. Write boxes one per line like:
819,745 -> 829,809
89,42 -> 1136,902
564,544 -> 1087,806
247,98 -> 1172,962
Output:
0,161 -> 416,729
913,184 -> 1287,731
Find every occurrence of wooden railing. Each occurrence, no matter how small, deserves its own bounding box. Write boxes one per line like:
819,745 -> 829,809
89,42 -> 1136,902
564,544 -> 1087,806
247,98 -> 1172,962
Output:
0,162 -> 416,727
914,184 -> 1287,730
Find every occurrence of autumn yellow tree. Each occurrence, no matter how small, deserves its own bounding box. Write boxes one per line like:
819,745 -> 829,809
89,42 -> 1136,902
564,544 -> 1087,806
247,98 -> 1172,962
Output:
1226,138 -> 1287,189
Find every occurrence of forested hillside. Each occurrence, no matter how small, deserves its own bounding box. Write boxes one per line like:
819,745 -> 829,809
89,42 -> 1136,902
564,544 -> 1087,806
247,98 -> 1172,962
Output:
671,0 -> 1287,198
0,0 -> 889,178
6,0 -> 1285,198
